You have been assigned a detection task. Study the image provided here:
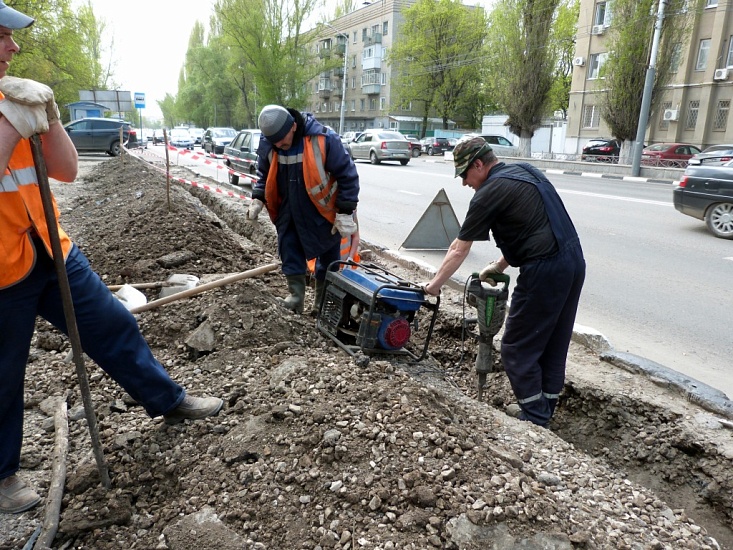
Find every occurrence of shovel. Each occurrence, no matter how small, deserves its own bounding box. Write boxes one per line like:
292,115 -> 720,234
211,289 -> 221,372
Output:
29,135 -> 111,488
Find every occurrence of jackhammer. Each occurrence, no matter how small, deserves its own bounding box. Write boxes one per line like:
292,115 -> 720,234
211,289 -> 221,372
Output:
464,272 -> 510,401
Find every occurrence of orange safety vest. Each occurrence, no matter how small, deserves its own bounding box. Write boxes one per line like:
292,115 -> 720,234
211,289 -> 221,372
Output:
263,134 -> 338,224
0,127 -> 73,289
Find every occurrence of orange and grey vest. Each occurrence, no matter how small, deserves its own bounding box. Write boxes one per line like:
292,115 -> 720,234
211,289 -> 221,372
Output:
264,134 -> 338,225
0,127 -> 73,289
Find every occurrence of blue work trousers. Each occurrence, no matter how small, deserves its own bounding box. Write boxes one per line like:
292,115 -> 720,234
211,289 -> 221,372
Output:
500,243 -> 586,427
279,221 -> 341,281
0,242 -> 184,479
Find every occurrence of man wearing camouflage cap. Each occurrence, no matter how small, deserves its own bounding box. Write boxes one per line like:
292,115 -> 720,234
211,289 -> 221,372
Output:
423,137 -> 585,428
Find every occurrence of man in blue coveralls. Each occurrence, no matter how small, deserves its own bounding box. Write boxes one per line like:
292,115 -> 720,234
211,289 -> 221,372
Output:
423,137 -> 585,428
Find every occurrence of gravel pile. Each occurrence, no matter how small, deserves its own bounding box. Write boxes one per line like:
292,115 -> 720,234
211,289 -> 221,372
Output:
1,154 -> 730,550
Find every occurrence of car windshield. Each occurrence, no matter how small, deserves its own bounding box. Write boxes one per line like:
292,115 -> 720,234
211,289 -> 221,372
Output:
171,130 -> 190,139
378,132 -> 405,140
214,129 -> 236,137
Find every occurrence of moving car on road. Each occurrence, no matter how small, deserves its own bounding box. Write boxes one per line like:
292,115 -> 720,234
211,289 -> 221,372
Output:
673,161 -> 733,239
203,127 -> 237,155
224,128 -> 262,185
64,117 -> 137,157
169,128 -> 195,150
688,144 -> 733,166
347,129 -> 411,165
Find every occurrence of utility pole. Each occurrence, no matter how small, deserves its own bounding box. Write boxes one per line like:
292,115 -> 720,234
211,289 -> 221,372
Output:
631,0 -> 667,176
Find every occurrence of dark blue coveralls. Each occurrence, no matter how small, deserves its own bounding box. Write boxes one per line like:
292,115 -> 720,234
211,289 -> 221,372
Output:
253,111 -> 360,281
466,162 -> 585,427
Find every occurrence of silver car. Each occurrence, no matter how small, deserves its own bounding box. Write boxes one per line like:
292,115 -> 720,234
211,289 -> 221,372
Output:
688,144 -> 733,166
348,129 -> 411,165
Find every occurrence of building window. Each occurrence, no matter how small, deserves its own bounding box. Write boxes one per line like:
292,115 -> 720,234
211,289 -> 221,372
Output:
362,28 -> 367,42
369,98 -> 377,110
696,39 -> 711,71
383,21 -> 388,35
727,36 -> 733,67
351,76 -> 356,89
381,72 -> 387,85
594,1 -> 611,26
353,31 -> 357,43
360,99 -> 365,111
582,105 -> 601,128
352,55 -> 356,68
714,100 -> 730,130
587,53 -> 607,79
351,99 -> 355,111
686,100 -> 700,129
658,101 -> 672,130
706,0 -> 718,6
380,97 -> 386,110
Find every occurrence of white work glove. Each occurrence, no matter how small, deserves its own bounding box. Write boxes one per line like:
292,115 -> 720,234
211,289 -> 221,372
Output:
247,198 -> 264,220
0,76 -> 57,138
479,261 -> 504,286
332,213 -> 357,237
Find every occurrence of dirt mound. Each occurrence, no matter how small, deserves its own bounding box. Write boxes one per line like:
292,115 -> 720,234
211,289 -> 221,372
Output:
1,154 -> 731,549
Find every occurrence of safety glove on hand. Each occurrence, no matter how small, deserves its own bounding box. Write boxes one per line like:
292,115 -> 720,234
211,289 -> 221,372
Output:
331,213 -> 358,237
246,198 -> 264,220
479,261 -> 504,286
0,76 -> 57,136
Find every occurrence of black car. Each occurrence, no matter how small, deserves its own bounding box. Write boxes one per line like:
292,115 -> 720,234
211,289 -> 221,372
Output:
581,138 -> 621,163
673,162 -> 733,239
203,127 -> 237,155
64,117 -> 138,156
421,137 -> 452,156
224,128 -> 262,185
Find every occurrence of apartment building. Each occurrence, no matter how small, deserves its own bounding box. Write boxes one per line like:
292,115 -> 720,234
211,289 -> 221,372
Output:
568,0 -> 733,152
308,0 -> 453,136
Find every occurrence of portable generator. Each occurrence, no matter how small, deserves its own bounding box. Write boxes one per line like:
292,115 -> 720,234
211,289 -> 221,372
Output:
316,261 -> 440,361
464,272 -> 510,400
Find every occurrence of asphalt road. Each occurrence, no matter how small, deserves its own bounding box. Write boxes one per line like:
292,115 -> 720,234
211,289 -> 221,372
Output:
135,145 -> 733,399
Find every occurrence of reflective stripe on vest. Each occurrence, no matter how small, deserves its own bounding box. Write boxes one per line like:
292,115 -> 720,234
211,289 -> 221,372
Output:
264,135 -> 338,224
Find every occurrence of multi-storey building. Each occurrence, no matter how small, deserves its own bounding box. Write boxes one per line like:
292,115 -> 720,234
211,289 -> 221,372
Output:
567,0 -> 733,152
308,0 -> 453,136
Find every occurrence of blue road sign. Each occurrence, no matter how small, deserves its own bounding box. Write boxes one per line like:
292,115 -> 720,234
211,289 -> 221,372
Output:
134,92 -> 145,109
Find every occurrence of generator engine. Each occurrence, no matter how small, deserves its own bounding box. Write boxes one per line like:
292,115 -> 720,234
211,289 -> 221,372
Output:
317,261 -> 440,361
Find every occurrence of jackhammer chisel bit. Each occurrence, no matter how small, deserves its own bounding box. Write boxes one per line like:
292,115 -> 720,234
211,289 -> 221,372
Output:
465,273 -> 510,401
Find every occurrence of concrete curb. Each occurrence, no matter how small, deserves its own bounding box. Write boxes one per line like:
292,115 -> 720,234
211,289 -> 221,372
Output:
365,240 -> 733,421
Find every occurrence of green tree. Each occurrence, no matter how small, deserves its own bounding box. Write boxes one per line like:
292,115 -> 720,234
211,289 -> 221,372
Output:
389,0 -> 488,132
600,0 -> 697,162
485,0 -> 562,156
214,0 -> 320,110
546,0 -> 579,119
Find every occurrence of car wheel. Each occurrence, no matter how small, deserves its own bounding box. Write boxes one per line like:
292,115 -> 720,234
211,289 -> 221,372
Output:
411,148 -> 419,158
229,171 -> 240,185
370,151 -> 380,165
705,203 -> 733,239
427,147 -> 433,156
400,159 -> 409,166
109,141 -> 121,156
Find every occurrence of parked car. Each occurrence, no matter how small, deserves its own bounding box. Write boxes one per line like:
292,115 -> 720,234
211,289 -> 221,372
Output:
459,134 -> 519,157
340,131 -> 362,145
641,143 -> 701,168
348,129 -> 411,165
404,136 -> 422,157
169,128 -> 195,150
687,144 -> 733,166
152,129 -> 167,145
63,117 -> 137,156
203,127 -> 237,155
581,138 -> 621,163
188,127 -> 205,146
421,137 -> 452,156
224,128 -> 262,185
673,161 -> 733,239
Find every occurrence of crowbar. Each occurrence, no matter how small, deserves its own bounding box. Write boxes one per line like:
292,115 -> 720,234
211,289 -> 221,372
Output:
29,135 -> 111,488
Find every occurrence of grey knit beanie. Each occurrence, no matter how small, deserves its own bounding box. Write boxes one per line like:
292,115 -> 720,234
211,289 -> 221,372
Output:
258,105 -> 295,143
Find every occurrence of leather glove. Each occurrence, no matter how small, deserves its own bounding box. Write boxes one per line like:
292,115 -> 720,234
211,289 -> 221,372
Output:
246,198 -> 264,220
331,213 -> 357,237
479,261 -> 504,286
0,76 -> 57,135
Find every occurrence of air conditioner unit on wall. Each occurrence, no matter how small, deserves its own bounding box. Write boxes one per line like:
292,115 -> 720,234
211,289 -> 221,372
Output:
573,57 -> 586,67
591,24 -> 605,36
663,109 -> 679,121
714,68 -> 729,81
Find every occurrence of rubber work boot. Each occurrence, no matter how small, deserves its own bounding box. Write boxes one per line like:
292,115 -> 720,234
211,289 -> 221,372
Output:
0,475 -> 41,514
505,403 -> 523,419
310,279 -> 326,317
163,395 -> 224,425
278,274 -> 306,314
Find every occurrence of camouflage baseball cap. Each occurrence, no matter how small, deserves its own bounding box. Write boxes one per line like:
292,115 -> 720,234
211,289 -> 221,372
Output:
453,137 -> 493,178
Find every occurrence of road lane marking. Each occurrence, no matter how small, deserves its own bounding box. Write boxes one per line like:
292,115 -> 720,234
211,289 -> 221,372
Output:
558,189 -> 672,207
398,190 -> 422,196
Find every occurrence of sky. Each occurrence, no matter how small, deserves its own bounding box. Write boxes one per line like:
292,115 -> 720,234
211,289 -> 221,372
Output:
77,0 -> 494,121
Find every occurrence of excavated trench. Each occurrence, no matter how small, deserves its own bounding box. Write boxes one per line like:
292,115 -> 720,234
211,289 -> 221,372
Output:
186,177 -> 733,550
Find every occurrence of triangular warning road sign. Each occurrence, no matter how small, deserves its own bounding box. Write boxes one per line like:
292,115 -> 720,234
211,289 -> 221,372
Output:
401,188 -> 461,250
